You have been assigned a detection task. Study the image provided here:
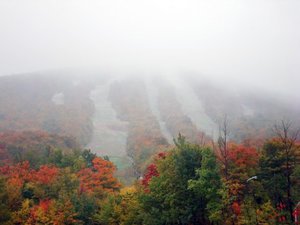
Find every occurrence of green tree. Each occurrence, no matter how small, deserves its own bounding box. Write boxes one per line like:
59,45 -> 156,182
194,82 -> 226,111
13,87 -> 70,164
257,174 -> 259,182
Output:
0,176 -> 11,224
140,134 -> 205,224
260,121 -> 300,223
188,148 -> 223,223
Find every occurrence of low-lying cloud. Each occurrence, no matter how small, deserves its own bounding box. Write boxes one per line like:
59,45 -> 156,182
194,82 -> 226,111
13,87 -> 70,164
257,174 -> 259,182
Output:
0,0 -> 299,98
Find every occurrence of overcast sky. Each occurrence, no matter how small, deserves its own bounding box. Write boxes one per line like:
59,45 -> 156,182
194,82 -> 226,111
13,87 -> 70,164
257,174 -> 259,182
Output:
0,0 -> 299,97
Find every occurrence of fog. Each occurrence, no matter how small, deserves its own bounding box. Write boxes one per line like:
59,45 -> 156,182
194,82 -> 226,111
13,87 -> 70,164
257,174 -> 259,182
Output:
0,0 -> 299,98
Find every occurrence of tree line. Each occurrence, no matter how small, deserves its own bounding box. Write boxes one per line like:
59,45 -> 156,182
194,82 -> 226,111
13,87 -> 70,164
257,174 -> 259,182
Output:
0,121 -> 299,224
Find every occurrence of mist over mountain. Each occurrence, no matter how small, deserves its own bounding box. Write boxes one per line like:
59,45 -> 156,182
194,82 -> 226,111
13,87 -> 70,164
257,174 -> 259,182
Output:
0,71 -> 299,178
1,0 -> 300,223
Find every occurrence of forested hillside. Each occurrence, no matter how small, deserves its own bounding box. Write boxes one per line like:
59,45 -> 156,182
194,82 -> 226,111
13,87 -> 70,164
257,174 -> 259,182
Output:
1,0 -> 299,223
0,127 -> 299,224
0,131 -> 121,224
0,73 -> 95,145
0,73 -> 299,223
0,72 -> 299,183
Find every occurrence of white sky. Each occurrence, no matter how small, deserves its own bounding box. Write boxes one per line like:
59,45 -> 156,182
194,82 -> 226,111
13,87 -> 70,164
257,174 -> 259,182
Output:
0,0 -> 299,97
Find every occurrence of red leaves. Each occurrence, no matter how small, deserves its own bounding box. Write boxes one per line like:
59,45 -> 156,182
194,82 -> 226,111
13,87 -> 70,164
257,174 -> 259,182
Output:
141,163 -> 159,189
0,161 -> 59,186
28,199 -> 78,224
157,152 -> 167,159
29,199 -> 52,223
0,161 -> 31,186
228,144 -> 258,169
276,202 -> 288,223
232,201 -> 241,215
141,152 -> 167,191
77,157 -> 121,194
31,165 -> 59,185
37,199 -> 52,212
277,202 -> 286,210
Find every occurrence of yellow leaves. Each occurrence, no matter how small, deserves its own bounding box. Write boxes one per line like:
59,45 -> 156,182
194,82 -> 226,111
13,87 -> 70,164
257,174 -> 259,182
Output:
113,186 -> 142,225
11,199 -> 31,224
11,199 -> 78,225
255,201 -> 277,224
120,186 -> 136,196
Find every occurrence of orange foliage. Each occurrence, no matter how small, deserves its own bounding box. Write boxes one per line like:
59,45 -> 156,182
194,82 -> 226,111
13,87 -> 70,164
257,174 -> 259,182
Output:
77,157 -> 121,194
0,161 -> 59,186
232,201 -> 241,216
0,161 -> 31,185
34,199 -> 52,214
228,143 -> 258,170
27,199 -> 78,225
0,131 -> 79,155
31,165 -> 59,185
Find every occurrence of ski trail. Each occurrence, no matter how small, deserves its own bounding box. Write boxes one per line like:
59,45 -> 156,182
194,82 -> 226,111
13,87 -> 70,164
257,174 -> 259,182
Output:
145,77 -> 173,144
87,79 -> 129,156
168,76 -> 218,139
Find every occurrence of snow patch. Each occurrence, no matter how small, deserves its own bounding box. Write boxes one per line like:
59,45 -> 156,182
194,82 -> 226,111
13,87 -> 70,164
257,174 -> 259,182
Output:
51,92 -> 64,105
242,104 -> 254,117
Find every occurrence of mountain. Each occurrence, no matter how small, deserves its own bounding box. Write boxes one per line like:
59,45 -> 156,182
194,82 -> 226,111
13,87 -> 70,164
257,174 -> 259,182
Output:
0,71 -> 299,180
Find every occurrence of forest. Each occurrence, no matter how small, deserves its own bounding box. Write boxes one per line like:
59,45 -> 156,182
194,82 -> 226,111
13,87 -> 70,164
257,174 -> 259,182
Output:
0,120 -> 299,225
1,0 -> 300,224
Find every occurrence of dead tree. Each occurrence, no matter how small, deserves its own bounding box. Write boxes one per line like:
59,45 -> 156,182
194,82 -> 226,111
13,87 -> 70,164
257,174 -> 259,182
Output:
273,120 -> 300,222
217,115 -> 230,181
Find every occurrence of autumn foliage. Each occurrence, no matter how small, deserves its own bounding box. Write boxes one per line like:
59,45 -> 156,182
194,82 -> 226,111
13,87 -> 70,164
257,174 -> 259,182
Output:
31,165 -> 59,185
0,136 -> 122,224
77,157 -> 120,194
141,163 -> 159,189
0,127 -> 299,224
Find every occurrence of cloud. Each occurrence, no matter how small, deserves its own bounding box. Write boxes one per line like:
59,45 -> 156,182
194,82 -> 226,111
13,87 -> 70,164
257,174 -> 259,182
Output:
0,0 -> 299,98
